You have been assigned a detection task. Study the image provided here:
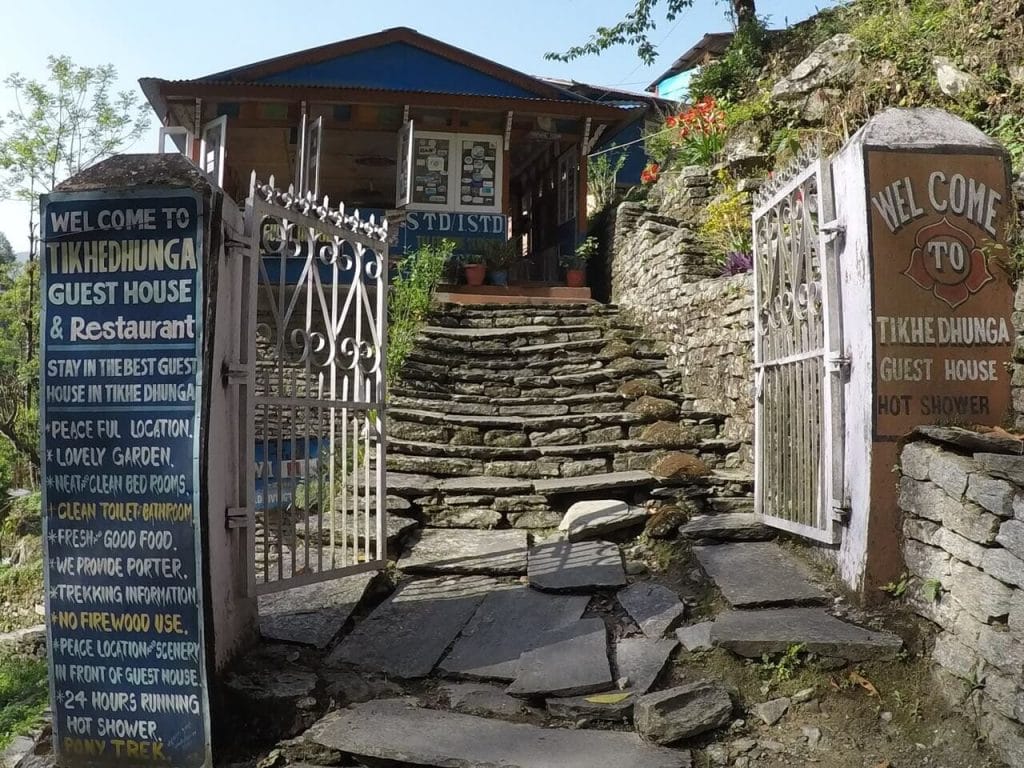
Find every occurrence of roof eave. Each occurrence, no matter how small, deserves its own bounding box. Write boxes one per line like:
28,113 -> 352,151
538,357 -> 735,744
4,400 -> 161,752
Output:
147,79 -> 632,121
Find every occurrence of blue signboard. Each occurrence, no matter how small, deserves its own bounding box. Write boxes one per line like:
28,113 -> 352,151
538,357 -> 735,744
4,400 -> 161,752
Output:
40,189 -> 210,768
387,210 -> 508,255
253,438 -> 322,511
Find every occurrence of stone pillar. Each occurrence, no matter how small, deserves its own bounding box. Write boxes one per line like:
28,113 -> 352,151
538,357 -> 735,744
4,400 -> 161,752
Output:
831,108 -> 1014,598
39,154 -> 257,767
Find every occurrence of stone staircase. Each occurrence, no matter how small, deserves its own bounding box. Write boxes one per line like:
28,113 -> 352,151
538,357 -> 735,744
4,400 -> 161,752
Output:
387,302 -> 751,528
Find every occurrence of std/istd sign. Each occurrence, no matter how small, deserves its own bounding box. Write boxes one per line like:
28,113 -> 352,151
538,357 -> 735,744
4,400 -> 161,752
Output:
40,189 -> 211,768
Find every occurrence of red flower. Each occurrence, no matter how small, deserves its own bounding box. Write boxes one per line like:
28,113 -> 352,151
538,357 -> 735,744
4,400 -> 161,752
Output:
641,162 -> 661,185
665,115 -> 678,128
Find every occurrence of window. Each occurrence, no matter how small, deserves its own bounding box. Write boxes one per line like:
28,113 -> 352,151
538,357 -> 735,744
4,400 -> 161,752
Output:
557,146 -> 578,225
397,126 -> 503,213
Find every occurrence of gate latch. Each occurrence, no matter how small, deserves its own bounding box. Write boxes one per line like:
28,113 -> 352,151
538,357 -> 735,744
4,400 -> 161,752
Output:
226,506 -> 249,529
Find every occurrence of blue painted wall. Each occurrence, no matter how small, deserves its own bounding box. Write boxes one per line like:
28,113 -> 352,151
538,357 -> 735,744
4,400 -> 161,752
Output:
593,118 -> 649,187
258,42 -> 550,99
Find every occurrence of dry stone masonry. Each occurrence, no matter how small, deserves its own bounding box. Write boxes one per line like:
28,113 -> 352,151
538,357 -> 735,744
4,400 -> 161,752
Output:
607,169 -> 755,466
899,429 -> 1024,767
387,301 -> 748,526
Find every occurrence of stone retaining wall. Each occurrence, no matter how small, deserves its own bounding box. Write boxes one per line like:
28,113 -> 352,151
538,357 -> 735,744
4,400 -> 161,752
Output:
898,438 -> 1024,766
607,170 -> 754,466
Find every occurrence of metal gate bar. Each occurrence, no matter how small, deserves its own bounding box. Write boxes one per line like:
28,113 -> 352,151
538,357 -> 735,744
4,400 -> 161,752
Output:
753,155 -> 844,544
242,175 -> 390,594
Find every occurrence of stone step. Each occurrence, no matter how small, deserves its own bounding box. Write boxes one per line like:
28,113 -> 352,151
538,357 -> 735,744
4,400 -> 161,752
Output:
391,388 -> 696,408
399,359 -> 666,385
388,438 -> 698,463
678,513 -> 773,543
694,542 -> 828,608
405,351 -> 611,374
306,698 -> 692,768
533,470 -> 657,496
389,408 -> 650,432
710,608 -> 903,661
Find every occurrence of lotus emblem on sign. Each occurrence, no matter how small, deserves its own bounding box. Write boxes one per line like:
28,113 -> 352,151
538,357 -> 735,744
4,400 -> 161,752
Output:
902,217 -> 993,309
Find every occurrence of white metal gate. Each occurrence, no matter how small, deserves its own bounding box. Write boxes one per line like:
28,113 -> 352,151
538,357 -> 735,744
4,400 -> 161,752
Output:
752,155 -> 845,544
240,175 -> 389,594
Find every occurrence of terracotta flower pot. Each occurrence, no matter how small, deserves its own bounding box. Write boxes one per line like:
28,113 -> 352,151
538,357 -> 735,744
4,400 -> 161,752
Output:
566,268 -> 586,288
463,263 -> 486,286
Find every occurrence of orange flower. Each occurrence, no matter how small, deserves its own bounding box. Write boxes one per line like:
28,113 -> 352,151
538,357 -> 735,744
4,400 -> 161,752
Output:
641,162 -> 661,185
665,115 -> 678,128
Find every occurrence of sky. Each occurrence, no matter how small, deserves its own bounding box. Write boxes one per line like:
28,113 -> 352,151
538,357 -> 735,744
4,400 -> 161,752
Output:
0,0 -> 836,253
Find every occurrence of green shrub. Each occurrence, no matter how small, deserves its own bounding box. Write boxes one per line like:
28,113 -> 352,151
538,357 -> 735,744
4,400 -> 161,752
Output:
386,239 -> 455,387
700,172 -> 753,263
0,656 -> 47,750
689,19 -> 769,103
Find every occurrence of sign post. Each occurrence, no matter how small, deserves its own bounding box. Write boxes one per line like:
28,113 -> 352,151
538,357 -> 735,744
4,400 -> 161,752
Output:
830,108 -> 1014,597
40,189 -> 211,767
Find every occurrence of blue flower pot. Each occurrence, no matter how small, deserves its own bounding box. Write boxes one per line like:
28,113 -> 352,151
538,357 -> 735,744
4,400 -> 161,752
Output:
489,269 -> 509,286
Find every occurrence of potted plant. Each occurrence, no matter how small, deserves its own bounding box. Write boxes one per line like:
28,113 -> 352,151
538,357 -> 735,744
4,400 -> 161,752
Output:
560,236 -> 597,288
481,238 -> 521,287
457,251 -> 487,287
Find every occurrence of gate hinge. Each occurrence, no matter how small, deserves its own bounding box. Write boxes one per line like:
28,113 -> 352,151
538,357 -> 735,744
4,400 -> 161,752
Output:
825,354 -> 851,376
831,498 -> 850,524
222,360 -> 249,386
225,238 -> 248,256
820,219 -> 845,242
226,507 -> 249,529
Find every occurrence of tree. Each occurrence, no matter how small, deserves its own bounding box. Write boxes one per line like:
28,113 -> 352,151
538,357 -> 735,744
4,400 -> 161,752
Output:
0,231 -> 14,266
0,56 -> 150,472
546,0 -> 757,65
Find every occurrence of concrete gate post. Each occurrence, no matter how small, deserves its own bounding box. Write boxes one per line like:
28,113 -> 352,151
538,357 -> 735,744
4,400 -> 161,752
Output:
830,108 -> 1015,598
39,154 -> 258,767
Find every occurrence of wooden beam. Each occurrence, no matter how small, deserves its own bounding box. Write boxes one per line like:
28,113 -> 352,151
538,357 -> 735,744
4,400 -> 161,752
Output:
158,82 -> 631,120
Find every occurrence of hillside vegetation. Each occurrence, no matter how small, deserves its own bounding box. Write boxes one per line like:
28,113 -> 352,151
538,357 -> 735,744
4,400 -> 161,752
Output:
687,0 -> 1024,168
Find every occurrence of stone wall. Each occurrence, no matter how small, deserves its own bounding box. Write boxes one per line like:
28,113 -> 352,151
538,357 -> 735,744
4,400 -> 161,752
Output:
608,168 -> 755,466
898,436 -> 1024,766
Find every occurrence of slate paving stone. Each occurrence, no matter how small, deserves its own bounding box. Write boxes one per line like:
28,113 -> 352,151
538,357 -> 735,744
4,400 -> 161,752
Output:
326,576 -> 495,678
558,499 -> 647,541
676,622 -> 714,652
546,692 -> 635,722
533,470 -> 656,496
693,542 -> 828,607
440,586 -> 590,680
442,682 -> 534,718
678,513 -> 773,543
634,681 -> 734,745
507,618 -> 614,697
618,582 -> 686,638
257,572 -> 375,649
307,698 -> 692,767
616,637 -> 678,694
914,424 -> 1024,455
300,512 -> 418,550
710,608 -> 903,661
528,539 -> 627,592
399,529 -> 528,576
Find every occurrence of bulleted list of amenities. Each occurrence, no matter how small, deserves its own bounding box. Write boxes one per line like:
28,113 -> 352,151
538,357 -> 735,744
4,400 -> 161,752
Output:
40,190 -> 210,767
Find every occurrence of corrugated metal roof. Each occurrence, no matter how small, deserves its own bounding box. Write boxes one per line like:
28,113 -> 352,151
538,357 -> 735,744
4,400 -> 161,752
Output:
148,77 -> 635,109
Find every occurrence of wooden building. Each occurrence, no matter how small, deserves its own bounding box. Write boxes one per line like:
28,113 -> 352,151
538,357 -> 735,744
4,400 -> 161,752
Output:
140,27 -> 644,294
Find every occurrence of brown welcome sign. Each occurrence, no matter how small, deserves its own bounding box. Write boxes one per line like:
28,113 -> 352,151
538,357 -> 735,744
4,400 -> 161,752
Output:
867,150 -> 1014,440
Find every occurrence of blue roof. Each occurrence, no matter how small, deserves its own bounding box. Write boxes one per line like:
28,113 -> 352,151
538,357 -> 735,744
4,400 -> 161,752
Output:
236,41 -> 556,100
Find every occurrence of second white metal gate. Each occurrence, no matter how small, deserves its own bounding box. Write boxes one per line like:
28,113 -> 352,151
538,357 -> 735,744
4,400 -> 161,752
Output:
240,176 -> 390,594
752,155 -> 845,544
